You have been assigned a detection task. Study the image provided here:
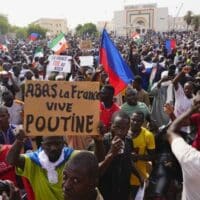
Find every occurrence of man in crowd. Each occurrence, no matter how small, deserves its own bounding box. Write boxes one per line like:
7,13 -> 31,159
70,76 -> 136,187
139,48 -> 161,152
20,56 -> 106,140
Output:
0,106 -> 32,152
98,111 -> 143,200
6,128 -> 76,200
2,91 -> 24,125
63,151 -> 103,200
100,85 -> 120,132
132,75 -> 150,108
0,71 -> 19,97
6,126 -> 104,200
150,71 -> 173,127
167,92 -> 200,199
128,111 -> 155,199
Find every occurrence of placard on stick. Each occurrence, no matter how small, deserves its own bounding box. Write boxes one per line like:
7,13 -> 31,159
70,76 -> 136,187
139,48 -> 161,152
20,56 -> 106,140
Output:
24,81 -> 100,136
80,40 -> 92,50
47,55 -> 71,73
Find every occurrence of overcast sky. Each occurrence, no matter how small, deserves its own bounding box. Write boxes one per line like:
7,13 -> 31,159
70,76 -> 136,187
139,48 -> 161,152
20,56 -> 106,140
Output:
1,0 -> 199,28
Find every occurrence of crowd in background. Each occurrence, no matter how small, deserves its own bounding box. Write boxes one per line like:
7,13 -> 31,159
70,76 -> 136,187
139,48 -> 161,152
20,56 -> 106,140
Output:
0,30 -> 200,200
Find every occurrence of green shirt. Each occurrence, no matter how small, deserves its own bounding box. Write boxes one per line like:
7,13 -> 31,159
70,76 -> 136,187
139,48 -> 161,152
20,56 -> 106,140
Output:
121,101 -> 150,118
16,151 -> 77,200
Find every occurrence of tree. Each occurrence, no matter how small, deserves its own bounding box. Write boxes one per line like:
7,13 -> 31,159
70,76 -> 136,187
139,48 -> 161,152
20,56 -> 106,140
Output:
75,24 -> 83,33
0,14 -> 10,34
75,23 -> 98,36
11,26 -> 28,39
192,15 -> 200,31
27,24 -> 47,38
184,11 -> 193,30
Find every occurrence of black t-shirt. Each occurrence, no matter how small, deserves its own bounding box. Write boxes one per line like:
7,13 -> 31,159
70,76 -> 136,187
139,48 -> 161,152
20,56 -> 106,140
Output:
99,133 -> 133,200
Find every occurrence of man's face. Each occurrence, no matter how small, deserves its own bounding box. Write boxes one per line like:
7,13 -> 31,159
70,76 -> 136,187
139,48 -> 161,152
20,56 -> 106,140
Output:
99,87 -> 113,103
42,137 -> 64,162
132,81 -> 140,90
13,67 -> 21,77
184,82 -> 193,98
63,164 -> 94,200
3,94 -> 13,107
0,110 -> 9,128
125,90 -> 138,105
130,113 -> 144,133
111,116 -> 129,140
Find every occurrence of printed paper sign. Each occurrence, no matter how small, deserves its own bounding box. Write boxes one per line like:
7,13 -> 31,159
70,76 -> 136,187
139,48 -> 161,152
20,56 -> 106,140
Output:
47,55 -> 71,73
79,56 -> 94,67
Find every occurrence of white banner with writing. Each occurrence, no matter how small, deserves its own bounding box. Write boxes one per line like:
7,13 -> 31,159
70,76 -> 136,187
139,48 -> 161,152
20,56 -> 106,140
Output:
47,55 -> 72,73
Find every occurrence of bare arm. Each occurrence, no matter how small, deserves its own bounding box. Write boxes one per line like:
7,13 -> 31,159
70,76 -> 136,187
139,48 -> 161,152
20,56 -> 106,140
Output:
167,94 -> 200,144
172,66 -> 191,90
6,129 -> 25,170
98,136 -> 123,176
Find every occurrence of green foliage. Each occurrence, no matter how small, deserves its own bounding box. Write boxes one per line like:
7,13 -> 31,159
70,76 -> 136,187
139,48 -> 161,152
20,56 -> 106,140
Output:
0,14 -> 10,34
27,24 -> 47,38
75,24 -> 83,33
75,23 -> 98,36
15,27 -> 28,39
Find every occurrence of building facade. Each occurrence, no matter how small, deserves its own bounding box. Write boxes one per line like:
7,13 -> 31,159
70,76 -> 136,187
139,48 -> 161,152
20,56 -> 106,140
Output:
32,18 -> 68,37
112,3 -> 169,36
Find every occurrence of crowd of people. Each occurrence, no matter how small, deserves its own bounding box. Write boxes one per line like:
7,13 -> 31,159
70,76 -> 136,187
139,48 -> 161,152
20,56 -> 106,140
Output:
0,30 -> 200,200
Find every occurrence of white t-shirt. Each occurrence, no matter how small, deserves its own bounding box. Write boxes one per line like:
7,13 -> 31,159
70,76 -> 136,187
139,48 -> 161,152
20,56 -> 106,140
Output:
174,84 -> 192,133
7,101 -> 23,125
174,83 -> 192,117
171,137 -> 200,200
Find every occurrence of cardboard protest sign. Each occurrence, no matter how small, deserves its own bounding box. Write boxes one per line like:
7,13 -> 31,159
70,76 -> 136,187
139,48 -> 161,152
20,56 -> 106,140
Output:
80,40 -> 92,50
24,81 -> 100,136
79,56 -> 94,67
47,55 -> 71,73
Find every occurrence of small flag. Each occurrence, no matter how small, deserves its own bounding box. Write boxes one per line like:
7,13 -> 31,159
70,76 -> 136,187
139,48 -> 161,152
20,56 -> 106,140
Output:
0,44 -> 8,52
48,33 -> 68,55
29,32 -> 40,41
100,29 -> 134,95
34,47 -> 44,58
131,32 -> 141,44
141,61 -> 157,91
165,39 -> 176,54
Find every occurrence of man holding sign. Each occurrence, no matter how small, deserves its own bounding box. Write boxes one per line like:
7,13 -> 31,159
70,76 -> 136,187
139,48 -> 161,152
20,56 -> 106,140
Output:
23,81 -> 100,136
6,81 -> 104,200
7,130 -> 76,200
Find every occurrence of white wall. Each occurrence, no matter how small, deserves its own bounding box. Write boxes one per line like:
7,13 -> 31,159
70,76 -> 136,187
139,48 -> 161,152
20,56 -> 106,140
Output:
155,7 -> 169,32
113,10 -> 126,36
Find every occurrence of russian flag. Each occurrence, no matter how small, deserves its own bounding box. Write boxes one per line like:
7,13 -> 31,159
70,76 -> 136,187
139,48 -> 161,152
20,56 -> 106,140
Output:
100,29 -> 134,95
165,39 -> 176,54
29,32 -> 40,41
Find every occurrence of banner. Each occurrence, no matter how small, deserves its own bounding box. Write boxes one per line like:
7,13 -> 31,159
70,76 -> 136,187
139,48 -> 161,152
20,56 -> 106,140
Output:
24,81 -> 100,136
80,40 -> 92,50
79,56 -> 94,67
47,55 -> 71,73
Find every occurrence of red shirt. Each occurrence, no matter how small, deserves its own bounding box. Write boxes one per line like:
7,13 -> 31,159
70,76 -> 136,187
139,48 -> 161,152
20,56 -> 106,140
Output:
0,145 -> 17,185
191,113 -> 200,150
100,102 -> 120,129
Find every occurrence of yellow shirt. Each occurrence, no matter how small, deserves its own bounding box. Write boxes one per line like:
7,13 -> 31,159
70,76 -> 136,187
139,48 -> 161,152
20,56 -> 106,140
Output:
0,65 -> 3,71
130,127 -> 155,186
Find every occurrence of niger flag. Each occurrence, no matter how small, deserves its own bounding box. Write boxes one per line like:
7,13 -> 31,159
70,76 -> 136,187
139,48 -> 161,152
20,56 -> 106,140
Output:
49,33 -> 68,55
